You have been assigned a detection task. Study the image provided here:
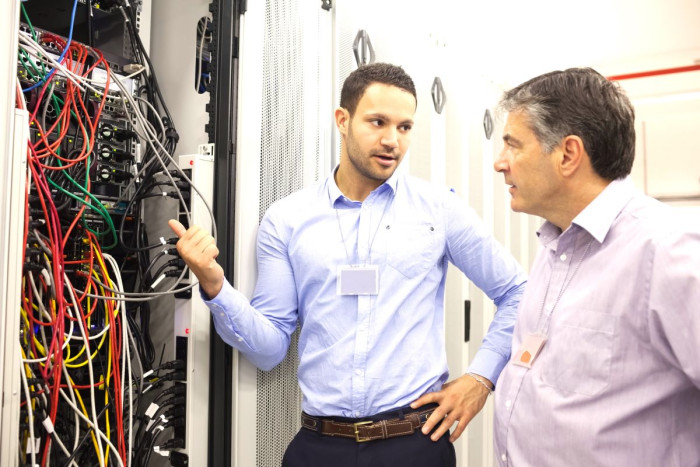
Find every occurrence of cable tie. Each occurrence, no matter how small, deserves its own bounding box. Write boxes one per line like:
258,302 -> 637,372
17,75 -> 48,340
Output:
123,63 -> 143,74
154,445 -> 169,456
162,191 -> 167,197
143,369 -> 154,378
41,268 -> 51,284
26,437 -> 40,454
160,236 -> 167,245
42,417 -> 54,434
145,403 -> 159,418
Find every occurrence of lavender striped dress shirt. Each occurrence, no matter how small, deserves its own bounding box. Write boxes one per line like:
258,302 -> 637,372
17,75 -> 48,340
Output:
494,178 -> 700,466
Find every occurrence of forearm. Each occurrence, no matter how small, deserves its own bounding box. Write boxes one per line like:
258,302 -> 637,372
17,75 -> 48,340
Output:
469,280 -> 525,384
205,282 -> 294,371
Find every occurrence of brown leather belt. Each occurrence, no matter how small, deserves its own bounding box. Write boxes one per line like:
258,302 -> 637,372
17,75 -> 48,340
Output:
301,407 -> 435,443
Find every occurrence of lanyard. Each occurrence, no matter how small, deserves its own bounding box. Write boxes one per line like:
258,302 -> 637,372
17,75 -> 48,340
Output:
335,190 -> 395,265
535,237 -> 593,335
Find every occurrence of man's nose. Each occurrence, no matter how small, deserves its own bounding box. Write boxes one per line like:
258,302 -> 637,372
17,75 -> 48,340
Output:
381,127 -> 399,148
494,150 -> 508,173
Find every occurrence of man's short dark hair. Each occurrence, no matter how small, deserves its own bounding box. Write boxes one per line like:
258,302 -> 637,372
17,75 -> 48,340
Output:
499,67 -> 636,181
340,63 -> 417,116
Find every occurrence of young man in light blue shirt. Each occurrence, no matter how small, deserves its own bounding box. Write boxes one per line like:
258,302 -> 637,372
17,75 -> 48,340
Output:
170,62 -> 526,466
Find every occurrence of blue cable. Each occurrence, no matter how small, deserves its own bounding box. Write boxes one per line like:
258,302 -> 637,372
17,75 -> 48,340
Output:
22,0 -> 79,93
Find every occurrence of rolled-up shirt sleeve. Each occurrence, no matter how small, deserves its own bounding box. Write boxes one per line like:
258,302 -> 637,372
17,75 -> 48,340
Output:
444,190 -> 527,385
203,204 -> 299,371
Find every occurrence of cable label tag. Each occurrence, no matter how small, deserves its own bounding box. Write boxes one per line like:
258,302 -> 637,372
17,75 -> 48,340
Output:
42,417 -> 54,434
146,403 -> 159,418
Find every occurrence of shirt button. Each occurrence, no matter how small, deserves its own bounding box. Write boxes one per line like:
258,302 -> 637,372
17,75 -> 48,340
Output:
219,312 -> 225,317
355,411 -> 361,417
505,400 -> 512,408
501,454 -> 507,462
560,253 -> 567,261
237,337 -> 243,342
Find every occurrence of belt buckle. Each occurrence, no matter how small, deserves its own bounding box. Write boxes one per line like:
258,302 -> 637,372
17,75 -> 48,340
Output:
353,420 -> 373,442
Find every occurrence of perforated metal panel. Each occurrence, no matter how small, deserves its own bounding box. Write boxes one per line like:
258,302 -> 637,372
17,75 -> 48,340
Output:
334,10 -> 357,165
255,1 -> 325,465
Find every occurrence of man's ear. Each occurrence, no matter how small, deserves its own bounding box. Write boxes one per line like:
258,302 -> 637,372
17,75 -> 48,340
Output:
335,107 -> 350,136
559,135 -> 586,177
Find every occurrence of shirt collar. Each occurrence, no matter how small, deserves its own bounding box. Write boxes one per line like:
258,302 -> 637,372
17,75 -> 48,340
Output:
537,177 -> 637,246
327,165 -> 400,206
572,177 -> 636,243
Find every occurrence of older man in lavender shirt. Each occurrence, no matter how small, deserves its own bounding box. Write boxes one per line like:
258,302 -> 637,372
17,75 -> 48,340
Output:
492,67 -> 700,466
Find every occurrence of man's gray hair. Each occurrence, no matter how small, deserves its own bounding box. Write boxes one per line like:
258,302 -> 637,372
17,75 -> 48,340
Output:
499,68 -> 636,181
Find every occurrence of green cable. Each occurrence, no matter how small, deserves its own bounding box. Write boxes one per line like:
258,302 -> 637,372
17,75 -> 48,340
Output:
47,161 -> 118,250
20,3 -> 47,77
46,97 -> 118,249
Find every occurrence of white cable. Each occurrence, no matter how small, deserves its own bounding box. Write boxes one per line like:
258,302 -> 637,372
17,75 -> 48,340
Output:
65,273 -> 105,467
103,253 -> 135,467
22,272 -> 75,364
18,36 -> 93,94
19,359 -> 37,466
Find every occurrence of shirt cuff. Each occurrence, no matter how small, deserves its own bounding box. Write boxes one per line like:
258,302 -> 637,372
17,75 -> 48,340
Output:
200,281 -> 250,342
467,347 -> 508,387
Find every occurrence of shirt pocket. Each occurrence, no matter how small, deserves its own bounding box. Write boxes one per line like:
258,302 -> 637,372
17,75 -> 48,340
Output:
539,310 -> 616,396
386,220 -> 442,278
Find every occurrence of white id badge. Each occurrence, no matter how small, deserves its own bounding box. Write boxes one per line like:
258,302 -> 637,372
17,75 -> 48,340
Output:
512,333 -> 547,368
337,265 -> 379,295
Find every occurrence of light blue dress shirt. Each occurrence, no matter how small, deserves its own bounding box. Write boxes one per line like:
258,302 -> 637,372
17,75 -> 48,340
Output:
206,169 -> 526,417
494,178 -> 700,466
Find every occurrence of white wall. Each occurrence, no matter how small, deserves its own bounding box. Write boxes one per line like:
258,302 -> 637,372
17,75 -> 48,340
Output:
444,0 -> 700,84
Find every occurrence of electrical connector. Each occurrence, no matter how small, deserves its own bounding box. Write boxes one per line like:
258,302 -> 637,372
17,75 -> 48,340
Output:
163,371 -> 186,383
169,450 -> 189,466
160,360 -> 185,371
166,258 -> 186,269
164,416 -> 185,428
163,248 -> 179,256
164,270 -> 186,278
160,437 -> 184,450
165,127 -> 179,143
123,63 -> 144,74
164,404 -> 186,418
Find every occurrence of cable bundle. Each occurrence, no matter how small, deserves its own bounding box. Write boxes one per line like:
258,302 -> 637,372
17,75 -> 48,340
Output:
14,1 -> 216,465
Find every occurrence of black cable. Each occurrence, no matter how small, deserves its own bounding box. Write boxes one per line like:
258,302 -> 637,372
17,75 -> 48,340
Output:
59,402 -> 111,467
140,415 -> 185,467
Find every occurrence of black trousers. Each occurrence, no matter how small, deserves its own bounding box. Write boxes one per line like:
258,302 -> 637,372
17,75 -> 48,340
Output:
282,406 -> 456,467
